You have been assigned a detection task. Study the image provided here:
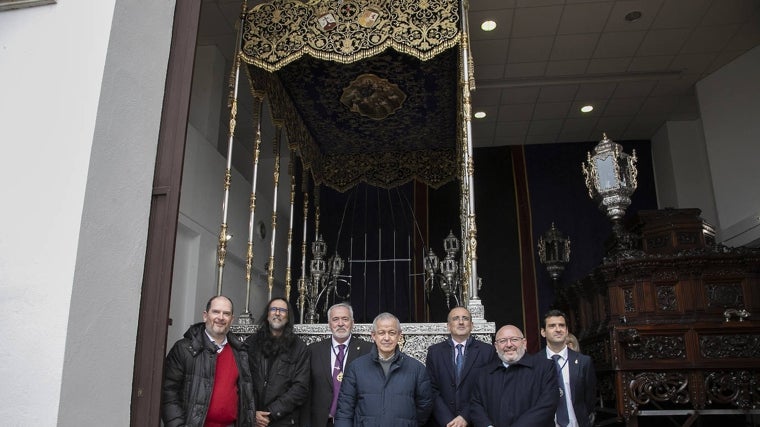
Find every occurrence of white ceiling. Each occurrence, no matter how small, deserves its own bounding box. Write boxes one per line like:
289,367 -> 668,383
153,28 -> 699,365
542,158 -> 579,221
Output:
197,0 -> 760,147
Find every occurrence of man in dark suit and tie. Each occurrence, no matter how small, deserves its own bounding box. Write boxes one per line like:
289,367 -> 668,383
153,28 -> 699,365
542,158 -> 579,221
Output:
541,309 -> 597,427
425,306 -> 498,427
306,302 -> 372,427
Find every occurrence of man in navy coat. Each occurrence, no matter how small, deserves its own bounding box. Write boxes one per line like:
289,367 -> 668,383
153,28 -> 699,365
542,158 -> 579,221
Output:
541,310 -> 597,427
425,306 -> 497,427
335,312 -> 433,426
470,325 -> 559,427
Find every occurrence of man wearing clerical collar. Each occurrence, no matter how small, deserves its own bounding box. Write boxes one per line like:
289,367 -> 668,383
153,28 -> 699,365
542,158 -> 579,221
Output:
305,303 -> 372,427
334,312 -> 433,426
470,324 -> 559,427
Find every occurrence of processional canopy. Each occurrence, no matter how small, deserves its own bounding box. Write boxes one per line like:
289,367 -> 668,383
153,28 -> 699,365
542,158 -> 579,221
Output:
239,0 -> 465,192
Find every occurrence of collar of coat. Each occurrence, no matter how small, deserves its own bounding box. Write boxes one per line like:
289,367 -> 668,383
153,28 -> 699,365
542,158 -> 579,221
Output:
370,344 -> 401,364
185,322 -> 244,355
487,351 -> 539,374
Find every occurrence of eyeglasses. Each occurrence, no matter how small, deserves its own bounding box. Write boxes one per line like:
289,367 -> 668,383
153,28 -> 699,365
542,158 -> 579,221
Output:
495,337 -> 524,345
269,307 -> 288,314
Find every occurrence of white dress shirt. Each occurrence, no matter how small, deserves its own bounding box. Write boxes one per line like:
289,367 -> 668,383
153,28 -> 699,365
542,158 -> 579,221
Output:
546,346 -> 578,427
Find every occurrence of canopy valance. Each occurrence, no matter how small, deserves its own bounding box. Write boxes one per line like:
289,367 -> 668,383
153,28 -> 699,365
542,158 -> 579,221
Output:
240,0 -> 463,191
241,0 -> 461,71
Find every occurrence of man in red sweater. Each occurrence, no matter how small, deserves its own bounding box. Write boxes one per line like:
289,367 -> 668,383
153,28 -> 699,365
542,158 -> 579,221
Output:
162,295 -> 256,427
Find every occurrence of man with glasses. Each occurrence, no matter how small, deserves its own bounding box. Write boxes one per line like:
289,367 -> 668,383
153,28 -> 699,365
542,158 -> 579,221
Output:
335,312 -> 433,426
541,310 -> 596,427
470,325 -> 559,427
305,302 -> 372,427
246,297 -> 309,427
425,306 -> 497,427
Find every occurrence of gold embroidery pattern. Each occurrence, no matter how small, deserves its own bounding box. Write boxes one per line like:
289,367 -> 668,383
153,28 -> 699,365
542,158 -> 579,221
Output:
241,0 -> 460,71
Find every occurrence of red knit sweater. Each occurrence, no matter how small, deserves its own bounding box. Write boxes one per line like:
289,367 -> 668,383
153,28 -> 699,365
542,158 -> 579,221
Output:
204,344 -> 239,427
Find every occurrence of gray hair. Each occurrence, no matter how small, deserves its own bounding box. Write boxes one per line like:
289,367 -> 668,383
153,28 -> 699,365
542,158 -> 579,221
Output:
371,312 -> 401,332
327,302 -> 355,321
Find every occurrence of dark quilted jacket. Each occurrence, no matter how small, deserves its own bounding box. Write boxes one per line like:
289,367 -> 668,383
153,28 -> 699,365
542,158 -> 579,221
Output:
161,322 -> 255,427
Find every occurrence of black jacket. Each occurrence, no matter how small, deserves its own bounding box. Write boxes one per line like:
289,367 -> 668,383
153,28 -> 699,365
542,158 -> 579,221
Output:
161,322 -> 255,427
247,332 -> 310,426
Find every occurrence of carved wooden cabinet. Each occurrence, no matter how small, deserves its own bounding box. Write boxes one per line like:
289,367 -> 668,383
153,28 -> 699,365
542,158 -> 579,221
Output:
565,209 -> 760,423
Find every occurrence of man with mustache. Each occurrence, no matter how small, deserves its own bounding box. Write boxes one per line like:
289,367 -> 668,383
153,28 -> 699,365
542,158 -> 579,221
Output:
470,325 -> 559,427
305,303 -> 372,427
161,295 -> 256,427
246,297 -> 309,427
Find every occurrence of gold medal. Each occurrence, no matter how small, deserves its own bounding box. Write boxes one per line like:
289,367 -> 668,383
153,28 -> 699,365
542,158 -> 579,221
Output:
337,372 -> 344,382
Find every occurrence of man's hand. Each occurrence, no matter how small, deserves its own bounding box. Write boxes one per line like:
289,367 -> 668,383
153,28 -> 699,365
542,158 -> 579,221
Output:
446,415 -> 468,427
255,410 -> 271,427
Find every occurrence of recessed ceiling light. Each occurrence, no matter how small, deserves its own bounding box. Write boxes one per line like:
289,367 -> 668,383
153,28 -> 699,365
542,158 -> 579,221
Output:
625,10 -> 642,22
474,111 -> 487,119
480,20 -> 497,32
580,105 -> 594,113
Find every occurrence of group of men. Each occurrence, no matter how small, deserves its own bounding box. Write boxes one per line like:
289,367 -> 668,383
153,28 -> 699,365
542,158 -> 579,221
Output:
161,295 -> 596,427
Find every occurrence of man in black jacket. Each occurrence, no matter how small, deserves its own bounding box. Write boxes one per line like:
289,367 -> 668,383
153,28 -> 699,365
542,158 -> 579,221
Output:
306,302 -> 372,427
247,297 -> 310,427
161,295 -> 255,427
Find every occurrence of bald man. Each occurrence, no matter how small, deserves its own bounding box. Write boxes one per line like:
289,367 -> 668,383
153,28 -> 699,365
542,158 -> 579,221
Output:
470,325 -> 559,427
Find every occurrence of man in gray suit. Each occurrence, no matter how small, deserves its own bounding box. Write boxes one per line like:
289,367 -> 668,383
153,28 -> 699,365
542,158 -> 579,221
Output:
306,303 -> 372,427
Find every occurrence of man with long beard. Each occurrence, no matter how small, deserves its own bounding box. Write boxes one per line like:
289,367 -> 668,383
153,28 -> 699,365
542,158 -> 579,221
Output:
246,297 -> 309,427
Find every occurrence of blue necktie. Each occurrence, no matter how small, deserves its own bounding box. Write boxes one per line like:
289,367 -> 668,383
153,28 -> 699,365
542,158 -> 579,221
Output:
455,344 -> 464,381
552,354 -> 570,427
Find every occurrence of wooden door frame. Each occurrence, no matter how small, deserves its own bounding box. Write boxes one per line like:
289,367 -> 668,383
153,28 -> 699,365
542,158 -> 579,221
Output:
130,1 -> 201,425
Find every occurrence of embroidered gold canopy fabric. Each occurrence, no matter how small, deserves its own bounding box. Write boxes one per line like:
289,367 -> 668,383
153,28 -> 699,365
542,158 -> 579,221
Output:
241,0 -> 462,191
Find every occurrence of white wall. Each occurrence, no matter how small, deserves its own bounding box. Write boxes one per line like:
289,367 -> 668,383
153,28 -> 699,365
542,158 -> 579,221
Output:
651,124 -> 678,210
0,1 -> 117,424
651,119 -> 718,228
55,0 -> 177,424
696,45 -> 760,246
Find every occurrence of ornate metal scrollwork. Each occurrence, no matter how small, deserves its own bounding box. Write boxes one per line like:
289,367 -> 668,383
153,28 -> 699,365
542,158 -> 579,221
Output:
705,370 -> 760,409
627,371 -> 690,406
